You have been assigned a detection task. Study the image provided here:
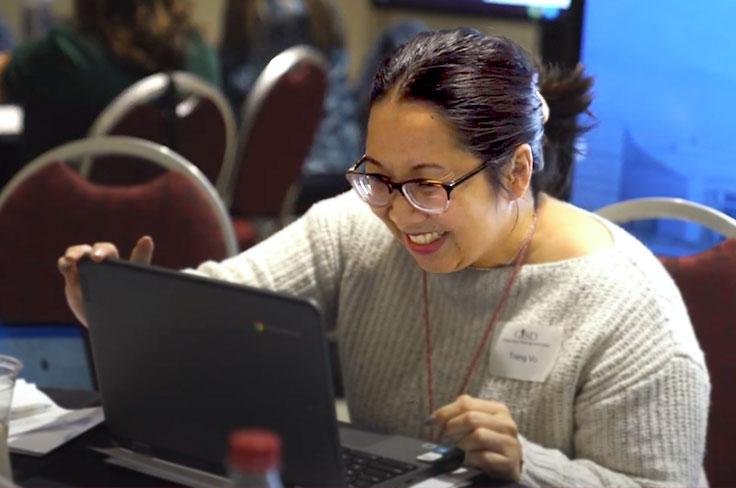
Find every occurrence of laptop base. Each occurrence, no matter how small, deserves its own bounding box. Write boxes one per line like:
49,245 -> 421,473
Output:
90,446 -> 228,488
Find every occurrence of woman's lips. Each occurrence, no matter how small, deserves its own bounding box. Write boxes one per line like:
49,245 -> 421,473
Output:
403,232 -> 448,255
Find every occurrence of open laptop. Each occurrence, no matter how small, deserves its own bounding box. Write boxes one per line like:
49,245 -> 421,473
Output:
78,258 -> 470,488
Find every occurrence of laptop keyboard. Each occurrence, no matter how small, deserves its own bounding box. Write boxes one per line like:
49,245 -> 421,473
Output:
341,447 -> 418,487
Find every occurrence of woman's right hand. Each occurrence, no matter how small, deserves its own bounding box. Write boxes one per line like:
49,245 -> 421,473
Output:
57,236 -> 155,327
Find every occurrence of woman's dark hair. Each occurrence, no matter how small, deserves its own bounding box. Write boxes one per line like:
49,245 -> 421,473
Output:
370,28 -> 593,200
75,0 -> 194,73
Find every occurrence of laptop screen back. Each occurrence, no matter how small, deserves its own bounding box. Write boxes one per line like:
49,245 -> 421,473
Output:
79,258 -> 343,486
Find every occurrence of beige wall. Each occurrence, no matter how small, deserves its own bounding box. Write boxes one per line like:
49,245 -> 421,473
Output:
1,0 -> 539,80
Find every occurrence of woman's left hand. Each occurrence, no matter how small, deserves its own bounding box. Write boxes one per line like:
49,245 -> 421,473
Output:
430,394 -> 523,481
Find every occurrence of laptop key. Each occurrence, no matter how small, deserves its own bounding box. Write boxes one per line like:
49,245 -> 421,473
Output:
341,447 -> 419,486
357,474 -> 384,485
362,467 -> 394,481
353,451 -> 380,462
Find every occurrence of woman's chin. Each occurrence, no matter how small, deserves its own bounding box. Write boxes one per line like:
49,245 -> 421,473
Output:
410,251 -> 461,274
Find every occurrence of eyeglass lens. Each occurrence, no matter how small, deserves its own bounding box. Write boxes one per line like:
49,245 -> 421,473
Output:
347,173 -> 448,213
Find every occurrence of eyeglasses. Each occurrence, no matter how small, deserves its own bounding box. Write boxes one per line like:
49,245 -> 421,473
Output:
345,155 -> 490,214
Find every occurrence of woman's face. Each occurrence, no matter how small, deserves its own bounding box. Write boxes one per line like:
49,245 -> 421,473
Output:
364,97 -> 521,273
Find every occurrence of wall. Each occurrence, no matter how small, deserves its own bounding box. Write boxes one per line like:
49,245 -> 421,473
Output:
0,0 -> 540,80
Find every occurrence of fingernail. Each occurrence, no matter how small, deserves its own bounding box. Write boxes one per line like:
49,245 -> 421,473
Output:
93,249 -> 104,257
424,415 -> 436,426
58,259 -> 70,271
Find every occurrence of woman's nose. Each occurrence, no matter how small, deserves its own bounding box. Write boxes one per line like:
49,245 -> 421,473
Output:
387,192 -> 428,227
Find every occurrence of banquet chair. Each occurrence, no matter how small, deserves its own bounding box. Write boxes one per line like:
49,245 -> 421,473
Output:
0,136 -> 237,324
0,136 -> 237,388
80,72 -> 237,192
596,196 -> 736,487
221,45 -> 328,249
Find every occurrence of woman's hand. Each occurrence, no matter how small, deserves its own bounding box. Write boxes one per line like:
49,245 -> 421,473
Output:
57,236 -> 154,327
430,394 -> 523,481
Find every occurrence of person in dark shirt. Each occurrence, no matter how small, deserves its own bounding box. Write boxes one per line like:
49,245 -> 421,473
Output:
0,0 -> 220,165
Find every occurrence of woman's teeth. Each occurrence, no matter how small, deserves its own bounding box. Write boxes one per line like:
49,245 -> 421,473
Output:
407,232 -> 443,245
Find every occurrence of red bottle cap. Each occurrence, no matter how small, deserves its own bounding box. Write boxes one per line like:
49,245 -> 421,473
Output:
228,429 -> 282,473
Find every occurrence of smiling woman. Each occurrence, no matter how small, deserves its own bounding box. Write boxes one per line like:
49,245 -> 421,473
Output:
359,97 -> 533,272
58,28 -> 709,487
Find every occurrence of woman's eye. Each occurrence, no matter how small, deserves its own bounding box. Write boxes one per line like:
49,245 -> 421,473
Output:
414,183 -> 443,195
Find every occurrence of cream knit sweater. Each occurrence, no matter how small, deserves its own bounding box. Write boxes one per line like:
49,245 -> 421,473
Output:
196,192 -> 710,487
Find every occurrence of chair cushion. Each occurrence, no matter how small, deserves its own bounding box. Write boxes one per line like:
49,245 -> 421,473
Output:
660,238 -> 736,487
0,162 -> 229,323
232,217 -> 258,251
232,60 -> 327,218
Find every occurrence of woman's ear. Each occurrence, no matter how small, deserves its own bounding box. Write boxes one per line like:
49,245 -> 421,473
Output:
503,144 -> 533,199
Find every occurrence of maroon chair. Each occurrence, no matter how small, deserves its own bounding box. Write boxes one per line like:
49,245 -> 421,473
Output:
80,72 -> 236,191
659,240 -> 736,487
0,136 -> 237,324
220,46 -> 328,249
597,197 -> 736,487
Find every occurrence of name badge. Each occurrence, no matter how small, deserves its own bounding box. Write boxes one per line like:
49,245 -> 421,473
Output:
488,323 -> 563,382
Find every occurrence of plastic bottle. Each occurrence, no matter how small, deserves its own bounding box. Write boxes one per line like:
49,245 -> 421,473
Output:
227,429 -> 284,488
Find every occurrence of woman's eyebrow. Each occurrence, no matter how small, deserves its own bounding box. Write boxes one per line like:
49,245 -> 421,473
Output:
363,156 -> 446,172
362,155 -> 384,168
412,162 -> 446,172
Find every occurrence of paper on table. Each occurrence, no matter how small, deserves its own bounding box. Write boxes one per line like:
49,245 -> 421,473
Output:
8,407 -> 103,456
8,379 -> 53,421
7,379 -> 104,456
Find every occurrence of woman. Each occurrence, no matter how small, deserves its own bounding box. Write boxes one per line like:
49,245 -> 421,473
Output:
59,29 -> 709,486
0,0 -> 219,164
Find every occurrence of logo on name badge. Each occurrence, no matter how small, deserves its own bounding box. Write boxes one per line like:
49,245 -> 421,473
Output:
513,328 -> 538,341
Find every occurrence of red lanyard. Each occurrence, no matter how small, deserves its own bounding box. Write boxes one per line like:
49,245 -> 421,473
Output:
422,214 -> 537,441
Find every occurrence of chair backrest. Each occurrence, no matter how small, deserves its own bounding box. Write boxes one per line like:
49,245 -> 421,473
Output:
596,196 -> 736,486
0,136 -> 237,324
595,197 -> 736,239
80,72 -> 237,193
223,45 -> 328,216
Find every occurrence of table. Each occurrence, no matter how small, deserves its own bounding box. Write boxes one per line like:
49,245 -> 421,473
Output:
10,389 -> 169,487
11,389 -> 521,488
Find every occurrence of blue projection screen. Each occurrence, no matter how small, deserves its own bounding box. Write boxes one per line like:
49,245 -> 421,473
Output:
571,1 -> 736,255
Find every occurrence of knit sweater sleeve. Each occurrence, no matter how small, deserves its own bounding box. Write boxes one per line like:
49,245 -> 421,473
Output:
519,266 -> 710,488
521,359 -> 709,487
190,193 -> 358,329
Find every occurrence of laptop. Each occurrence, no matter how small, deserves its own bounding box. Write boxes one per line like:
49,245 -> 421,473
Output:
78,258 -> 470,488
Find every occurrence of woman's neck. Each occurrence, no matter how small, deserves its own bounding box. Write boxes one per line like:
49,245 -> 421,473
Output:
473,193 -> 539,269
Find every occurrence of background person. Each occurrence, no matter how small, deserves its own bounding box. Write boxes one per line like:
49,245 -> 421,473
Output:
0,0 -> 219,165
58,29 -> 709,486
220,0 -> 361,176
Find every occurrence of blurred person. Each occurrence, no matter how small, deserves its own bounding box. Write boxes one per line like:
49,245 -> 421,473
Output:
353,19 -> 430,142
0,15 -> 15,51
59,29 -> 709,486
0,0 -> 220,165
220,0 -> 361,176
220,0 -> 310,109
